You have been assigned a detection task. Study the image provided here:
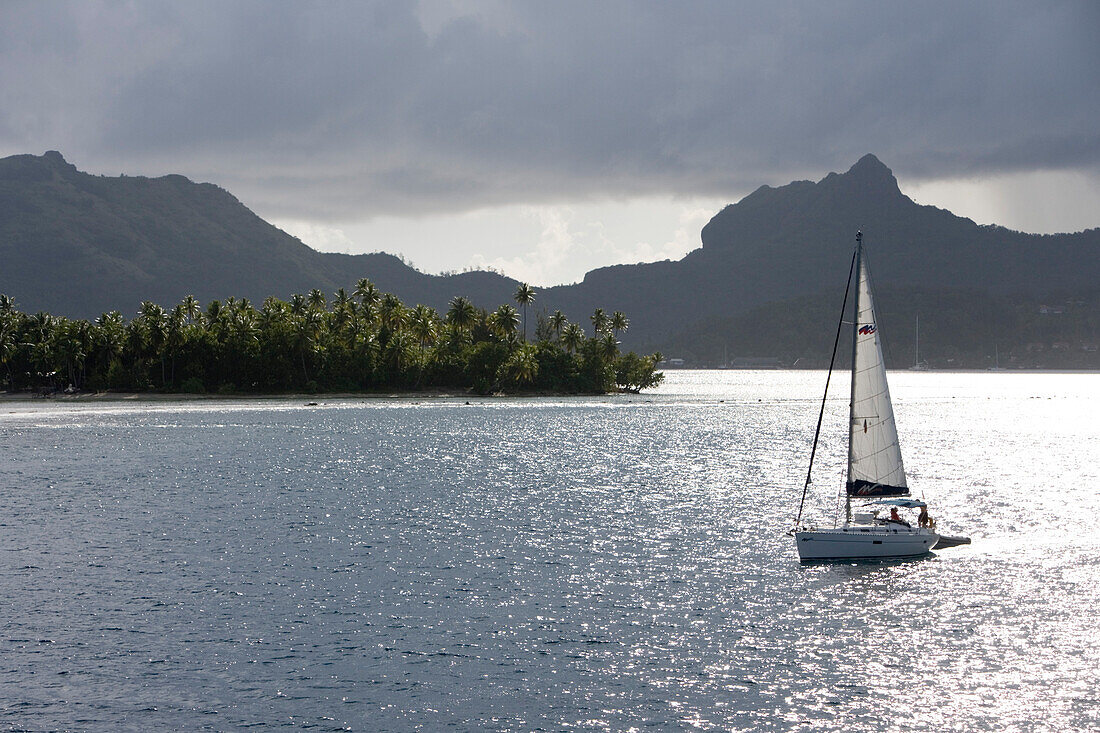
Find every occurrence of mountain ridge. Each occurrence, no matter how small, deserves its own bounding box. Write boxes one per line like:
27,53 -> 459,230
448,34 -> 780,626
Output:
1,151 -> 1097,362
0,151 -> 521,317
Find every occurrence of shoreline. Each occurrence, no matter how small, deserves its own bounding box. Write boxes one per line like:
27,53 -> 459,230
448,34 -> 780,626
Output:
6,367 -> 1096,404
0,388 -> 611,402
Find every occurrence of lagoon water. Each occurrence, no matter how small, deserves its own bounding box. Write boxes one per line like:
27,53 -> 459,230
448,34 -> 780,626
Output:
1,370 -> 1098,731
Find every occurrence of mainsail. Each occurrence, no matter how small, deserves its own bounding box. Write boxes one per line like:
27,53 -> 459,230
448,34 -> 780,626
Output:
846,242 -> 908,497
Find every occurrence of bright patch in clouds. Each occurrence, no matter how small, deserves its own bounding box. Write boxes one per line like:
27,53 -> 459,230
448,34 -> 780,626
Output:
282,196 -> 731,286
270,219 -> 357,254
903,170 -> 1100,234
469,199 -> 724,285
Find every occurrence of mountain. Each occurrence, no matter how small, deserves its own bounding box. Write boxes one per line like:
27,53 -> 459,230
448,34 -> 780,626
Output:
2,151 -> 1098,366
541,154 -> 1100,352
698,153 -> 1100,300
0,151 -> 519,317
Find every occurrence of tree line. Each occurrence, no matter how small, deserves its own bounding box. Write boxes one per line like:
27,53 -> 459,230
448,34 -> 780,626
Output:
0,281 -> 664,395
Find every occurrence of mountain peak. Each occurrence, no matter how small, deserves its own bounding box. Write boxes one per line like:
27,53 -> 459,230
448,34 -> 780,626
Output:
849,152 -> 886,171
701,153 -> 908,252
844,153 -> 897,187
0,150 -> 79,183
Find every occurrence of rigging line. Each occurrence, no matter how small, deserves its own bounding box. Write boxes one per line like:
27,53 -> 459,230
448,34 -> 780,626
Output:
795,241 -> 858,528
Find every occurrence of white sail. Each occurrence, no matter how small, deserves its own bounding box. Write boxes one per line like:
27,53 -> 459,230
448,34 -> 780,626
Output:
847,249 -> 908,496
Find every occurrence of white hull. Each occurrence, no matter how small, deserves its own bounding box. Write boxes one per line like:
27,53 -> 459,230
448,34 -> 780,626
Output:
795,525 -> 938,560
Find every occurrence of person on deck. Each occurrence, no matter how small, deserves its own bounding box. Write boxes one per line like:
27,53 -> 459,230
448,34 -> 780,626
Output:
918,506 -> 930,528
889,507 -> 910,527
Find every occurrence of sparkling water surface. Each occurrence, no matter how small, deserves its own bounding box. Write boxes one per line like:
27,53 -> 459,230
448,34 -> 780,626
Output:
1,370 -> 1098,731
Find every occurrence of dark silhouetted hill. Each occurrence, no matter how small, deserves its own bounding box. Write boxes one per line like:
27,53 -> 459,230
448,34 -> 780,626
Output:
541,154 -> 1100,353
0,151 -> 519,317
2,151 -> 1098,366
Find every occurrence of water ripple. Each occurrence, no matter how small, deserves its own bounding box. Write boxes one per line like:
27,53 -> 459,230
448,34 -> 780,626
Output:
0,371 -> 1097,731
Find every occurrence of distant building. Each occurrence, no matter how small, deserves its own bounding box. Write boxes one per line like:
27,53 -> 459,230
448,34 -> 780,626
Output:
660,358 -> 686,368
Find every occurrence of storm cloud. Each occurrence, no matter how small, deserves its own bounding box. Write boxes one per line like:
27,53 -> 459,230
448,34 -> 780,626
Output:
1,0 -> 1097,222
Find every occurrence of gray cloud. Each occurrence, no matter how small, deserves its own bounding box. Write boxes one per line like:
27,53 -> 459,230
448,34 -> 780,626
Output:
1,0 -> 1097,220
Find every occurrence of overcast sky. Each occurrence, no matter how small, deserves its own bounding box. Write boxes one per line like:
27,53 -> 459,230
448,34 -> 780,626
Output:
2,1 -> 1097,284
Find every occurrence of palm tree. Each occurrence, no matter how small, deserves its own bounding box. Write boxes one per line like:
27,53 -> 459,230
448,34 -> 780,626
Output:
227,305 -> 261,384
28,313 -> 57,389
165,305 -> 188,385
307,288 -> 326,312
293,308 -> 323,384
181,295 -> 201,323
490,304 -> 520,341
548,310 -> 567,340
205,299 -> 224,330
590,308 -> 608,336
446,296 -> 477,332
94,311 -> 125,384
513,283 -> 536,342
410,305 -> 439,352
382,329 -> 417,380
561,322 -> 585,353
354,279 -> 382,310
331,299 -> 357,346
138,301 -> 169,386
504,343 -> 539,386
52,319 -> 86,389
599,333 -> 619,360
289,293 -> 307,316
0,326 -> 16,389
380,293 -> 408,332
74,319 -> 95,387
259,297 -> 289,331
610,311 -> 629,336
0,300 -> 22,388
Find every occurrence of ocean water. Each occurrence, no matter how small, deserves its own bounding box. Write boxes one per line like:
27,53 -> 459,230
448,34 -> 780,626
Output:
0,370 -> 1097,732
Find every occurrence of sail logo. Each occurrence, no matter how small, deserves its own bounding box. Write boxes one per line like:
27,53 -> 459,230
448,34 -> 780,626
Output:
858,324 -> 877,336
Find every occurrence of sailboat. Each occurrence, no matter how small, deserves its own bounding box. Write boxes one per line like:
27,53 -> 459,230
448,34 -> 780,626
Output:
793,232 -> 968,560
988,344 -> 1005,371
910,314 -> 929,370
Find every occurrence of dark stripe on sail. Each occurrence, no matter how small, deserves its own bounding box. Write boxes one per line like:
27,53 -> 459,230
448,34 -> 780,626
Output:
846,479 -> 909,497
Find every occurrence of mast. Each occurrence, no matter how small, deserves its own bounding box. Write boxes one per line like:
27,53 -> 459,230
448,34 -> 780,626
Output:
795,236 -> 858,528
845,231 -> 863,525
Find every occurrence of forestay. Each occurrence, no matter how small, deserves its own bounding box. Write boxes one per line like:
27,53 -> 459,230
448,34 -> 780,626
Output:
846,249 -> 908,497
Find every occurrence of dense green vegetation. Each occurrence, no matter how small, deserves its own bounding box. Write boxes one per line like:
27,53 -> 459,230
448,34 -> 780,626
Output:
0,282 -> 663,396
